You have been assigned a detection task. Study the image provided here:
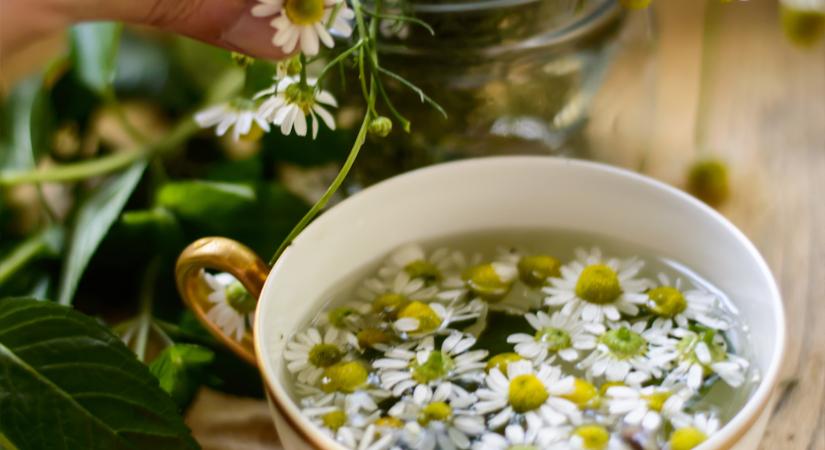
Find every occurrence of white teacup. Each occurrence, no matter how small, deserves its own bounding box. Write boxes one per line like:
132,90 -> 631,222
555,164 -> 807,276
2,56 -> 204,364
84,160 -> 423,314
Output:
176,156 -> 785,450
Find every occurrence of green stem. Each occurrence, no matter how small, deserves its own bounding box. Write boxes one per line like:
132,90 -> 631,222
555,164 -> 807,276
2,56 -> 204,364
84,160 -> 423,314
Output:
317,39 -> 365,82
270,111 -> 372,265
299,54 -> 309,87
134,258 -> 160,362
0,227 -> 60,285
0,69 -> 242,186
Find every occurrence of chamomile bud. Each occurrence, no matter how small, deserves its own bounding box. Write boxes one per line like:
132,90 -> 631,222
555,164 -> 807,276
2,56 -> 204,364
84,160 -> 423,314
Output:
687,159 -> 730,207
368,116 -> 393,137
231,52 -> 255,68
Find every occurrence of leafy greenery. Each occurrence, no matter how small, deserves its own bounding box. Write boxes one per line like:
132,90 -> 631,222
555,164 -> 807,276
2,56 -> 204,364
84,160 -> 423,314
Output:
0,298 -> 199,450
150,344 -> 216,408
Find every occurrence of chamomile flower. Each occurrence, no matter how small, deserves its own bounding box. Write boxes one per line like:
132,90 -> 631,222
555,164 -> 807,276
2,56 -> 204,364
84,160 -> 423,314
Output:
355,422 -> 404,450
389,384 -> 485,450
461,262 -> 519,303
355,271 -> 440,319
507,310 -> 602,364
251,0 -> 354,56
373,332 -> 487,397
662,328 -> 750,391
576,321 -> 676,386
377,243 -> 463,288
646,273 -> 730,330
257,76 -> 338,138
547,424 -> 631,450
392,297 -> 485,336
544,247 -> 651,323
284,326 -> 351,384
303,395 -> 380,448
668,412 -> 720,450
472,423 -> 560,450
195,99 -> 270,142
203,271 -> 256,341
475,360 -> 581,429
604,385 -> 690,431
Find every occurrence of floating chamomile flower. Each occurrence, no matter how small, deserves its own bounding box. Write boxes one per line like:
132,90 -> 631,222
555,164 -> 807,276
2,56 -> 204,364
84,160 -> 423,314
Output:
354,422 -> 403,450
251,0 -> 354,55
604,385 -> 689,432
475,360 -> 581,429
544,247 -> 650,323
203,272 -> 255,341
390,384 -> 485,450
647,273 -> 730,330
303,396 -> 380,448
257,76 -> 338,138
285,326 -> 351,384
576,321 -> 676,386
373,333 -> 487,397
547,424 -> 631,450
662,328 -> 750,391
517,254 -> 562,288
507,310 -> 601,364
462,262 -> 518,302
195,99 -> 270,142
472,423 -> 560,450
668,412 -> 720,450
377,243 -> 463,287
355,271 -> 439,320
393,298 -> 485,336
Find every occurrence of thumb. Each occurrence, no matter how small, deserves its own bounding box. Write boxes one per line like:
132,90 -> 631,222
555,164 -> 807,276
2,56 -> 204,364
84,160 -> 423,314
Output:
76,0 -> 287,60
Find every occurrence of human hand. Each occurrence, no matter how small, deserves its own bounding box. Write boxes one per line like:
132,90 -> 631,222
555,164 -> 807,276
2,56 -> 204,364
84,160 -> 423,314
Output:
0,0 -> 288,60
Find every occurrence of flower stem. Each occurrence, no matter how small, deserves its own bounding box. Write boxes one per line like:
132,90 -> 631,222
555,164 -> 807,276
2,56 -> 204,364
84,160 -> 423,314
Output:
269,112 -> 372,265
0,226 -> 61,286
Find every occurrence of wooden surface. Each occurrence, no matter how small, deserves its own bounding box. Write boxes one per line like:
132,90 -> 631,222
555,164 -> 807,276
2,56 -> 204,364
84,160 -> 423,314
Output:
186,1 -> 825,449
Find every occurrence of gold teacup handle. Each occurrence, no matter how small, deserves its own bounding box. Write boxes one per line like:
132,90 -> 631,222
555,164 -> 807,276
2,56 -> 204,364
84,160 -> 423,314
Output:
175,237 -> 270,366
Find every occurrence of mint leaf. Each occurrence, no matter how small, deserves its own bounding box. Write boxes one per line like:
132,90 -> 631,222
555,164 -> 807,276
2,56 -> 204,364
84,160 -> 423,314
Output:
150,344 -> 215,408
70,23 -> 122,95
0,298 -> 199,450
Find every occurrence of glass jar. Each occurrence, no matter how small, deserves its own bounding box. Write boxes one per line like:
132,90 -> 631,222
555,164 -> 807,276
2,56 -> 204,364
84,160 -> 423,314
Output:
346,0 -> 626,185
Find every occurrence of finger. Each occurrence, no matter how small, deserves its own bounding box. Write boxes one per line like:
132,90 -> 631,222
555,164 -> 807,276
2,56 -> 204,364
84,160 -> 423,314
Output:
73,0 -> 288,60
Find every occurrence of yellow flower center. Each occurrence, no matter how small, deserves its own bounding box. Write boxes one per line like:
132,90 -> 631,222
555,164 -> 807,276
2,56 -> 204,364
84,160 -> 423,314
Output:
575,264 -> 622,305
508,374 -> 549,413
308,343 -> 344,368
372,293 -> 408,319
327,306 -> 358,328
517,255 -> 561,287
485,353 -> 523,375
534,327 -> 572,352
619,0 -> 651,9
283,83 -> 318,114
374,416 -> 404,428
574,425 -> 610,450
239,122 -> 266,142
411,351 -> 454,384
669,427 -> 708,450
320,361 -> 368,393
643,391 -> 671,412
356,328 -> 392,349
781,5 -> 825,47
562,378 -> 598,409
687,159 -> 729,207
418,401 -> 452,425
463,264 -> 513,302
225,281 -> 256,314
647,286 -> 687,317
404,260 -> 441,284
321,410 -> 347,430
600,327 -> 646,359
397,301 -> 442,333
284,0 -> 326,26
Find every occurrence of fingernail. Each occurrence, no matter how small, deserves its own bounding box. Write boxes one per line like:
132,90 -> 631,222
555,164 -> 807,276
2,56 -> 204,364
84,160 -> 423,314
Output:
220,9 -> 287,60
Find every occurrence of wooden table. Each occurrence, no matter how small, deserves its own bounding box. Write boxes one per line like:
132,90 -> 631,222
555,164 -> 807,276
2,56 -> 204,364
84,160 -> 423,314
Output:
186,1 -> 825,449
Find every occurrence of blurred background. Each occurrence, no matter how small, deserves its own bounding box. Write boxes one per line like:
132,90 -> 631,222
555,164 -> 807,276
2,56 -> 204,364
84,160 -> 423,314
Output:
1,0 -> 823,449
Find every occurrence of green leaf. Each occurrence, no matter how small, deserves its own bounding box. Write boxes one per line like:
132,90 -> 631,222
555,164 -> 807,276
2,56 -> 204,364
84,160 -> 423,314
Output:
0,298 -> 199,450
70,22 -> 123,95
150,344 -> 215,408
57,162 -> 147,305
157,180 -> 307,255
0,76 -> 41,171
156,180 -> 256,219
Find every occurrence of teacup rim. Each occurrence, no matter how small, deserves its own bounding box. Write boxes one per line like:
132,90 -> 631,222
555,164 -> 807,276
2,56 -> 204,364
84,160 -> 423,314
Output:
254,156 -> 786,450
